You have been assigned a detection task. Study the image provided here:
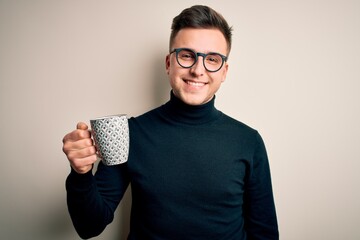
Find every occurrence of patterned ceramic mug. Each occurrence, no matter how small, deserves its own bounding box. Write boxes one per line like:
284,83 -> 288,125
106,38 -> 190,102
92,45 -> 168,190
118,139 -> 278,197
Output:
90,114 -> 129,166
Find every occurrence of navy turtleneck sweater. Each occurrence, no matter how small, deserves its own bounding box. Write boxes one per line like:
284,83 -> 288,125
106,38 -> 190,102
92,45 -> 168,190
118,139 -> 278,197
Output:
66,93 -> 278,240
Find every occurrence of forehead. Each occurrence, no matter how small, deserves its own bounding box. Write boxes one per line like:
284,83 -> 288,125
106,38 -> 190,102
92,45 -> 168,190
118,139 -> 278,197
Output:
172,28 -> 228,54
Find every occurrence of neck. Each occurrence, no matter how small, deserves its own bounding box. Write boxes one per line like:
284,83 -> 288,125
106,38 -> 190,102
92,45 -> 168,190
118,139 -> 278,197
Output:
160,91 -> 221,125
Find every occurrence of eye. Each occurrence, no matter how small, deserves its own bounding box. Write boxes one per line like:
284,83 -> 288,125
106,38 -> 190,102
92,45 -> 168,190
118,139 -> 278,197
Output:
205,54 -> 221,65
179,50 -> 195,60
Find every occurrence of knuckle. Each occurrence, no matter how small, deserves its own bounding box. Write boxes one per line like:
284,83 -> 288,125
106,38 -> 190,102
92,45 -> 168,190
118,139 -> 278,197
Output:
82,146 -> 95,156
62,142 -> 71,153
85,138 -> 94,147
91,154 -> 98,162
66,151 -> 75,161
75,130 -> 83,139
79,130 -> 90,139
88,146 -> 96,155
62,146 -> 67,154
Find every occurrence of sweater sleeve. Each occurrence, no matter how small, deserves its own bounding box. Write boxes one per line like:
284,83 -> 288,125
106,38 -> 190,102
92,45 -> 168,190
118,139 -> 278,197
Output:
65,161 -> 130,239
243,132 -> 279,240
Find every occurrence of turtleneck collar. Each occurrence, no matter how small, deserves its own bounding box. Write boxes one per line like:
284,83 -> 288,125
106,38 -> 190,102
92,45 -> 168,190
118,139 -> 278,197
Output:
159,91 -> 222,125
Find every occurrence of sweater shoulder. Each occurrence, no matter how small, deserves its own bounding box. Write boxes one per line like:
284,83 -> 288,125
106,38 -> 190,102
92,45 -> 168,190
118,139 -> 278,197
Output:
128,105 -> 161,125
217,112 -> 266,151
219,112 -> 259,136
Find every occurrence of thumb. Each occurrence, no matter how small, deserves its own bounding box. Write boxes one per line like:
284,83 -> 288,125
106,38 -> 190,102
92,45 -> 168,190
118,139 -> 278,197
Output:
76,122 -> 89,130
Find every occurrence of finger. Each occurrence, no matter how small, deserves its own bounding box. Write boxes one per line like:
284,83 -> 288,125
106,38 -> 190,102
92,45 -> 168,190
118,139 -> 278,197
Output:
63,128 -> 91,143
66,145 -> 96,160
77,122 -> 88,130
63,138 -> 94,153
70,155 -> 98,174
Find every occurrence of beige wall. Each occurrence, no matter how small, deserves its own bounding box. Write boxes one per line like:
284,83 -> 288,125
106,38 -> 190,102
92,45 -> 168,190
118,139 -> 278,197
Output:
1,0 -> 359,239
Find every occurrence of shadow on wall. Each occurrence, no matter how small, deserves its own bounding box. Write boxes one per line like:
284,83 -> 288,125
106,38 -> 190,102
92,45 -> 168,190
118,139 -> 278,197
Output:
114,53 -> 170,240
41,206 -> 75,240
152,52 -> 171,106
114,187 -> 132,240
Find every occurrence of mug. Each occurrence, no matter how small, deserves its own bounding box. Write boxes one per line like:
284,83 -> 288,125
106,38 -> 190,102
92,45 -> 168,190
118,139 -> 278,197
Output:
90,114 -> 129,166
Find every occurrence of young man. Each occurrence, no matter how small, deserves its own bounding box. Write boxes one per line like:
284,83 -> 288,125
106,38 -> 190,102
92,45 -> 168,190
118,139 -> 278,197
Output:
63,5 -> 279,239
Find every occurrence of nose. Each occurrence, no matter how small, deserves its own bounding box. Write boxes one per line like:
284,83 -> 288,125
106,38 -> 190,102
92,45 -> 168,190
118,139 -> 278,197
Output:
190,56 -> 205,76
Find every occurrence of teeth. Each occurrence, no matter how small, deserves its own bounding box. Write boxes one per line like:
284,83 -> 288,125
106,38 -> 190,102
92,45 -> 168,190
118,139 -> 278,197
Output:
186,81 -> 205,86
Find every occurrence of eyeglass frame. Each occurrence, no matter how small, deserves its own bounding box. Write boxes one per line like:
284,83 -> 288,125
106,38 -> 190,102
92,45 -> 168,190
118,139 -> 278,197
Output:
169,48 -> 228,73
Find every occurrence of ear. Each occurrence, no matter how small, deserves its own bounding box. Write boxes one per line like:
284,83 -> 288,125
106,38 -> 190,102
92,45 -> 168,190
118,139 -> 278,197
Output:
221,62 -> 229,83
165,54 -> 171,75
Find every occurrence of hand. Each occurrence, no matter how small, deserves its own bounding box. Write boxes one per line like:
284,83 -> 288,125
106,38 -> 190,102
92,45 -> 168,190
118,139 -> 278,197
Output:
62,122 -> 97,174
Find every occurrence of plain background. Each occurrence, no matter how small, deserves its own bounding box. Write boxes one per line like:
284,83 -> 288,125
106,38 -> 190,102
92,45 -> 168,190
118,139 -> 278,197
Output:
1,0 -> 359,239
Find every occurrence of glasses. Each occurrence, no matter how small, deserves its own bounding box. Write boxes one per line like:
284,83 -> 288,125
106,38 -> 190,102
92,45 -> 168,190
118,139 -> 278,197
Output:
170,48 -> 228,72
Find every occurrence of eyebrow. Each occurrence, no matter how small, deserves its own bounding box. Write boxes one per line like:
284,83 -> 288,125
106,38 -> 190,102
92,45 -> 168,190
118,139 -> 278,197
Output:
178,47 -> 227,56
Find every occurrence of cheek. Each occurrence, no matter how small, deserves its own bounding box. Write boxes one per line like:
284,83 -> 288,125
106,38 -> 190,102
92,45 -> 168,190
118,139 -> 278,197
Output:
168,60 -> 184,78
216,69 -> 227,83
167,60 -> 178,76
168,70 -> 181,86
221,74 -> 226,83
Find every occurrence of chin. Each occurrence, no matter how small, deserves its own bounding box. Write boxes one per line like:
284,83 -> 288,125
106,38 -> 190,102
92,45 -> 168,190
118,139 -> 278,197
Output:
173,90 -> 210,106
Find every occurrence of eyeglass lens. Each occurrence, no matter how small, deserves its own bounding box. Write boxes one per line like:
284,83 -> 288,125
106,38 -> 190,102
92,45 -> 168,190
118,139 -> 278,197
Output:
176,49 -> 224,72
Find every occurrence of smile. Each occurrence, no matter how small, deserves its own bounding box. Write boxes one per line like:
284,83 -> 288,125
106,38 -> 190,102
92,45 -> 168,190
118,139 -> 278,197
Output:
184,80 -> 206,87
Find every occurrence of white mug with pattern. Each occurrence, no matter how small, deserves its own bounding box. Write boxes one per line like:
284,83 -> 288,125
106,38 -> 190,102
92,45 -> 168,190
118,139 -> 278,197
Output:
90,114 -> 129,166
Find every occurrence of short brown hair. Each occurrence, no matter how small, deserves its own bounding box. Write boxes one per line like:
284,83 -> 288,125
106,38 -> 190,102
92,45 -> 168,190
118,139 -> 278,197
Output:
170,5 -> 233,54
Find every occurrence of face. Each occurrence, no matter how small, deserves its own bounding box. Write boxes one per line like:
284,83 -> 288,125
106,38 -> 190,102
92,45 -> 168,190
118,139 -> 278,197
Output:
166,28 -> 229,106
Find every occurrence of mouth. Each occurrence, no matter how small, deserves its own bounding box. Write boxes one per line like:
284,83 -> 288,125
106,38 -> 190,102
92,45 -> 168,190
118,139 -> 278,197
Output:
184,79 -> 207,87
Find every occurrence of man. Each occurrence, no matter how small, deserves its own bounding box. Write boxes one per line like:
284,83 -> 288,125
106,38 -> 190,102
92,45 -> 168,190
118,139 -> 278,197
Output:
63,5 -> 279,240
